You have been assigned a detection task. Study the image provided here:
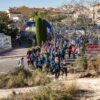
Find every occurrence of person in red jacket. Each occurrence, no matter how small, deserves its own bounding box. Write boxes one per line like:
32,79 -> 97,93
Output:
27,55 -> 30,66
71,45 -> 76,59
68,45 -> 72,59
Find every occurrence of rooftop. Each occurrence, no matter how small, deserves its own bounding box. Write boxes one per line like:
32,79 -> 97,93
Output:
93,3 -> 100,7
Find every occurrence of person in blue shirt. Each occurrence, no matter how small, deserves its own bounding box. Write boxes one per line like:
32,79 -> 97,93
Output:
53,56 -> 61,79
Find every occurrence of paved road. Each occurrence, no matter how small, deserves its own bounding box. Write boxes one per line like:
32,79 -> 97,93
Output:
0,57 -> 74,73
0,57 -> 27,73
0,48 -> 28,58
0,48 -> 28,73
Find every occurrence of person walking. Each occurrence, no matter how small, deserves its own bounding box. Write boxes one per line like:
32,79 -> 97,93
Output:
18,57 -> 24,67
71,45 -> 76,59
68,45 -> 72,59
27,55 -> 30,66
53,56 -> 61,79
61,59 -> 67,77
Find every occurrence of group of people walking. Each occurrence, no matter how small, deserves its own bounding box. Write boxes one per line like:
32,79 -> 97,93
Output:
25,33 -> 84,78
18,32 -> 98,78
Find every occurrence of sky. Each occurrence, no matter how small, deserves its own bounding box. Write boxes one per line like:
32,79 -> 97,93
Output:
0,0 -> 99,11
0,0 -> 68,11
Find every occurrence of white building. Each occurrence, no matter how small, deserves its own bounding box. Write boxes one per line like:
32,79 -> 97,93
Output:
6,8 -> 27,22
0,33 -> 12,52
90,3 -> 100,25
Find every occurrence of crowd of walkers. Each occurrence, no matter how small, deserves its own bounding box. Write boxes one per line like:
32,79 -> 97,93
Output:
25,33 -> 87,78
18,32 -> 98,78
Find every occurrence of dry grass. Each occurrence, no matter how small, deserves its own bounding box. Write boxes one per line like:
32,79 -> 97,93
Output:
75,56 -> 88,70
87,56 -> 100,72
75,56 -> 100,78
4,81 -> 78,100
0,67 -> 51,89
63,80 -> 78,94
95,56 -> 100,71
76,56 -> 100,71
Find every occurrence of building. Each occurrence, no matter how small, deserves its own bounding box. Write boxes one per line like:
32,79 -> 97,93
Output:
0,33 -> 12,52
90,3 -> 100,25
7,7 -> 28,22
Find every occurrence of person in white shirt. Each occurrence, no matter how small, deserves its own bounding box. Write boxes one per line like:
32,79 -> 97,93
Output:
18,57 -> 24,67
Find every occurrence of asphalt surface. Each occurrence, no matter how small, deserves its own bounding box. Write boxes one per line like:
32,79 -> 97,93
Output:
0,48 -> 28,73
0,57 -> 28,73
0,58 -> 20,73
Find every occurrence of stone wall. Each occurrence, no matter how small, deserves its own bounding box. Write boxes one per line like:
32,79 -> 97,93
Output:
0,34 -> 12,52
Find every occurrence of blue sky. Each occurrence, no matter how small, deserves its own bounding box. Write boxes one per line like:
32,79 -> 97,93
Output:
0,0 -> 69,11
0,0 -> 98,11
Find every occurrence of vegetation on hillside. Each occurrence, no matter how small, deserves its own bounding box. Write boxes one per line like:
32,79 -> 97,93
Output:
0,67 -> 51,89
4,81 -> 78,100
0,12 -> 18,39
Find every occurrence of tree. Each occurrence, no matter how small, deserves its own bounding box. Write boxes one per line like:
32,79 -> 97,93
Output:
6,28 -> 18,39
0,12 -> 9,34
0,22 -> 8,33
36,17 -> 43,46
33,12 -> 48,46
42,19 -> 47,42
0,12 -> 9,23
0,12 -> 18,39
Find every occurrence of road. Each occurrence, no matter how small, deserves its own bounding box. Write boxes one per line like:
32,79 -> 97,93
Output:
0,57 -> 28,73
0,48 -> 28,73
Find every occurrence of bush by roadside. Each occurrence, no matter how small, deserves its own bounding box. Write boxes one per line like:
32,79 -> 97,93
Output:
3,81 -> 78,100
0,67 -> 51,89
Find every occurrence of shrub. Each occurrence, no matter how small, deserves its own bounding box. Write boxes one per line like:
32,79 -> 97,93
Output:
7,75 -> 27,88
0,67 -> 51,89
2,80 -> 78,100
11,67 -> 32,78
30,70 -> 51,86
76,56 -> 88,70
0,74 -> 9,88
95,56 -> 100,71
7,83 -> 76,100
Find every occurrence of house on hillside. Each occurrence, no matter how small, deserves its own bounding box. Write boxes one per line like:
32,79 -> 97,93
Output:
6,8 -> 28,31
90,3 -> 100,25
7,8 -> 27,22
